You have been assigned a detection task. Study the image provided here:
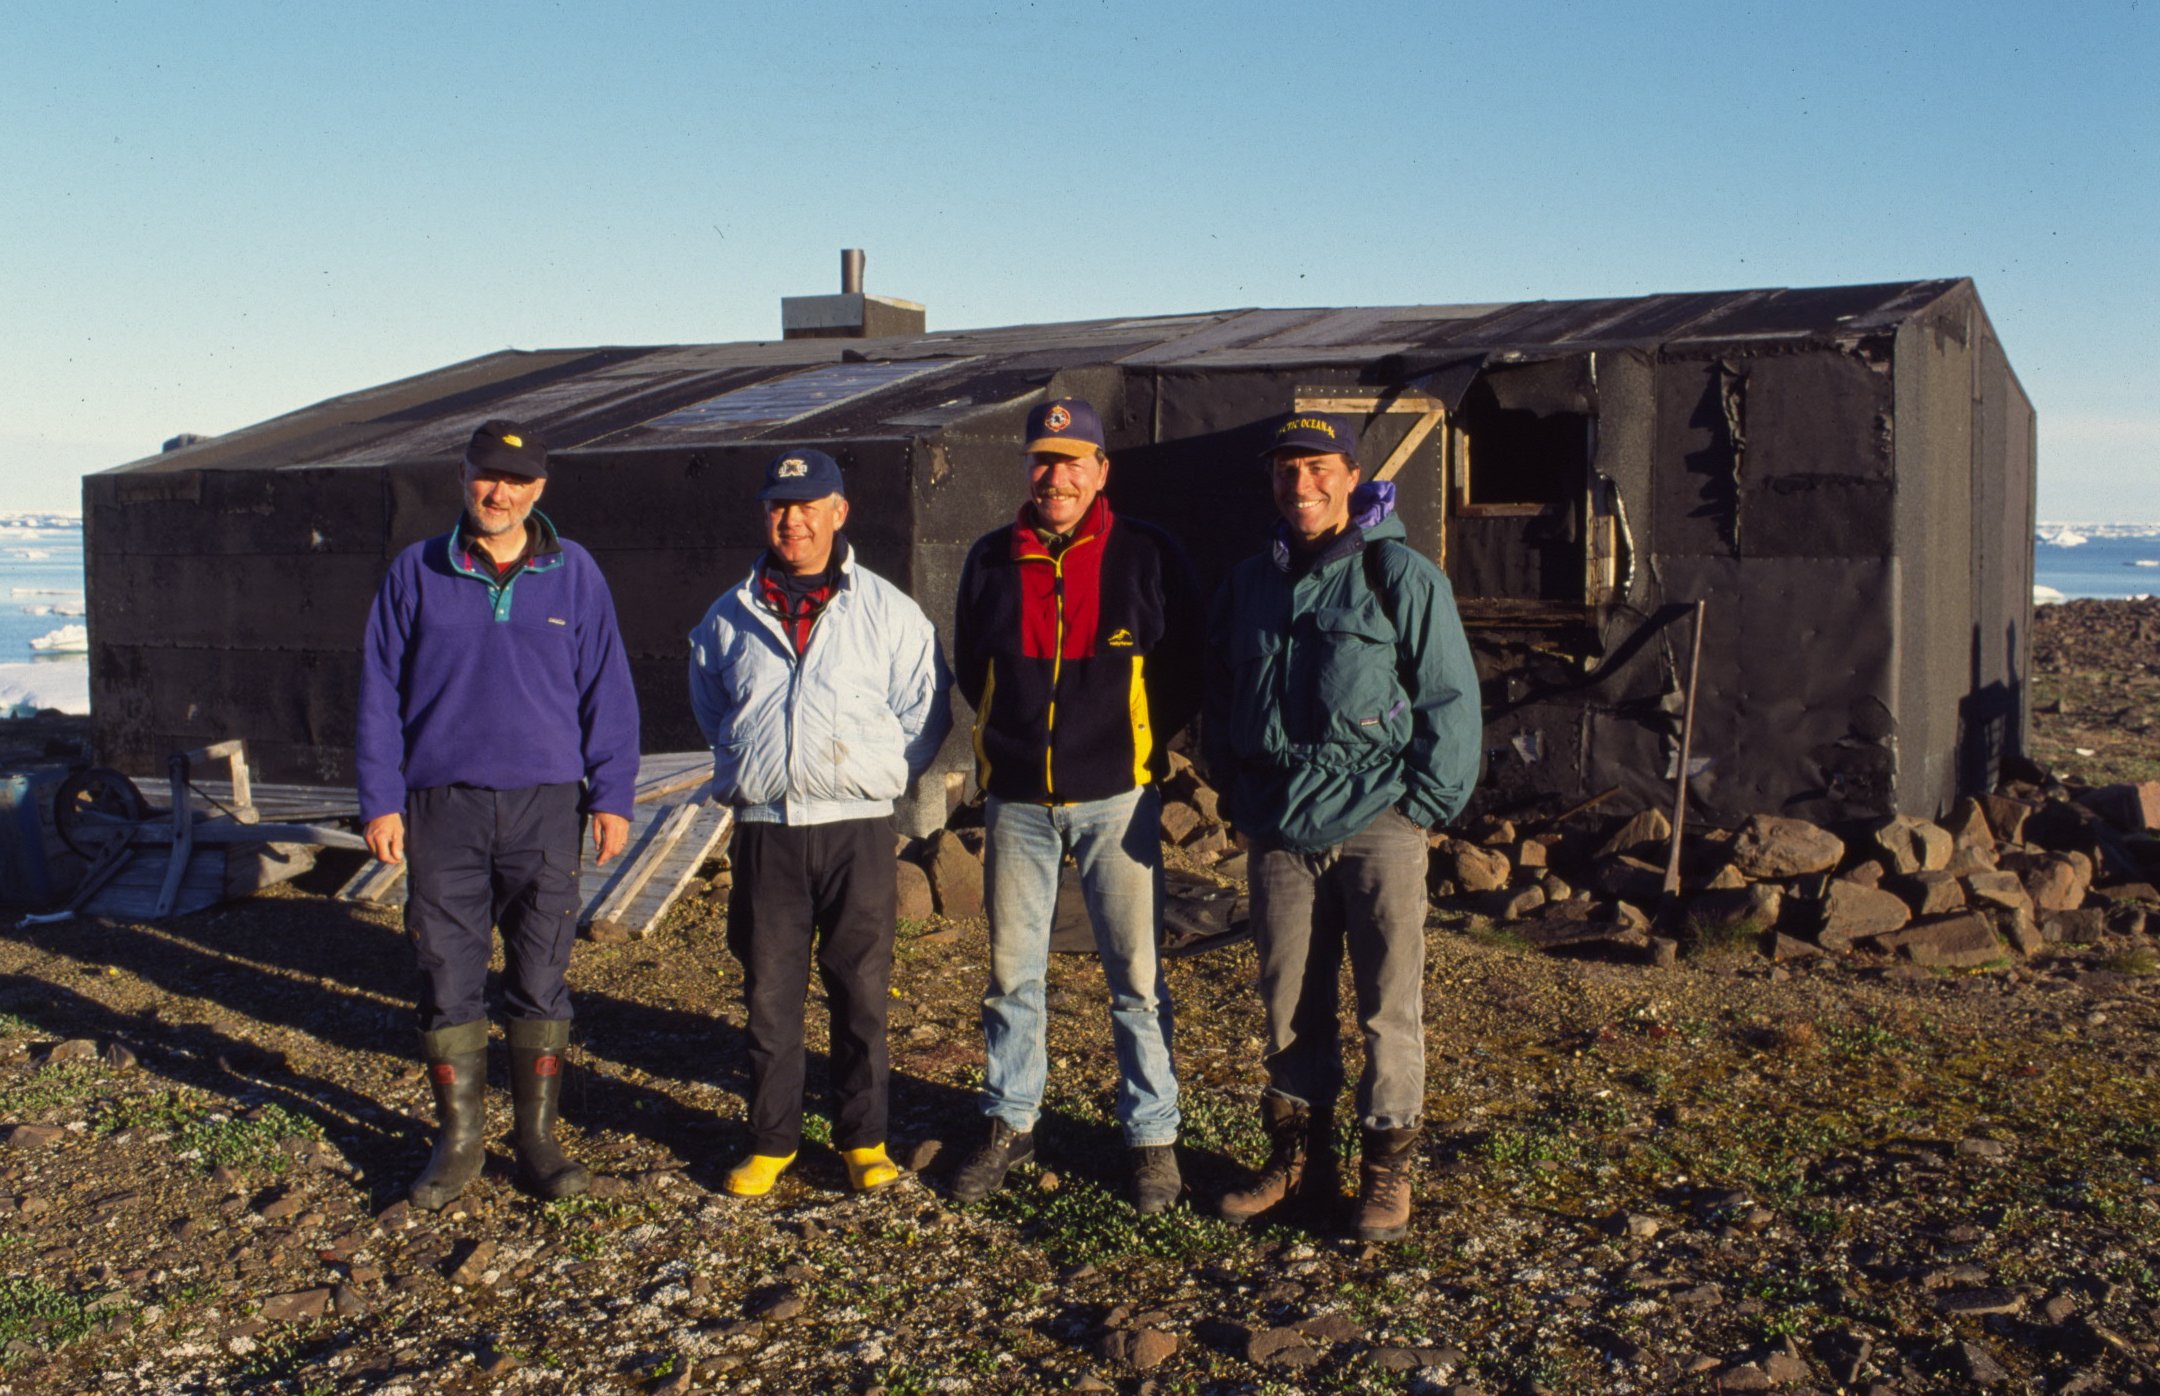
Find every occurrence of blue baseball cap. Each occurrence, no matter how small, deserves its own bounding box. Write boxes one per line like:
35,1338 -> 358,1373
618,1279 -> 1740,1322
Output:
1259,412 -> 1358,463
758,448 -> 846,502
1024,398 -> 1106,458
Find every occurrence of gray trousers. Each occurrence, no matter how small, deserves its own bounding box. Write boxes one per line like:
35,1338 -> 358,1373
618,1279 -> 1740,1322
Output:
1248,808 -> 1429,1131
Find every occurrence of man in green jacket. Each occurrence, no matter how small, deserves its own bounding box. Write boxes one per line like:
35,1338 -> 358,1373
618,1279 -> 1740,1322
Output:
1204,411 -> 1481,1241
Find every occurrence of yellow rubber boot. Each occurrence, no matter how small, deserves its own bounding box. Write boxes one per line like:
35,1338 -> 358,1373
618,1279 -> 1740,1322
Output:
842,1143 -> 900,1192
725,1151 -> 796,1197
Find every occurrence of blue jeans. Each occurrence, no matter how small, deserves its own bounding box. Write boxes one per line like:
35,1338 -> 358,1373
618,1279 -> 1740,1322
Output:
980,787 -> 1179,1146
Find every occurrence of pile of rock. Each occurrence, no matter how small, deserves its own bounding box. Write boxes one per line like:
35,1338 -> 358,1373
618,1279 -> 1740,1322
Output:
829,750 -> 2160,974
1429,773 -> 2160,967
881,754 -> 1248,926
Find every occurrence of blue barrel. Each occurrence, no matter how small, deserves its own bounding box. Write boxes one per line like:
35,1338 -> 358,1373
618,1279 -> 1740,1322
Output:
0,766 -> 72,905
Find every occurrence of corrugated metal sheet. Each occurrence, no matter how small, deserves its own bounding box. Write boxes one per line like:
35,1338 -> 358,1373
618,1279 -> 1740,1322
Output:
102,280 -> 1967,476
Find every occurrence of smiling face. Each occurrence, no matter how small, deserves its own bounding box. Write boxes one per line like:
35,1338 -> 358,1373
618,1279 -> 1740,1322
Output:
1270,449 -> 1361,546
462,466 -> 546,548
1026,448 -> 1109,534
765,492 -> 849,574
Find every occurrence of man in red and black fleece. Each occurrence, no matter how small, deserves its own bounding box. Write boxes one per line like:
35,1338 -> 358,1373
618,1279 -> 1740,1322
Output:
946,397 -> 1203,1214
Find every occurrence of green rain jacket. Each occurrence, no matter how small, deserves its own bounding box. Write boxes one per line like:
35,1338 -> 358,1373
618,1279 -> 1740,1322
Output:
1204,482 -> 1482,852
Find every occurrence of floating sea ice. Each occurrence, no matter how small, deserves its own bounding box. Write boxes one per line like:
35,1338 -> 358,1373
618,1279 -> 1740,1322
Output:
28,623 -> 87,653
0,659 -> 89,716
2032,584 -> 2065,605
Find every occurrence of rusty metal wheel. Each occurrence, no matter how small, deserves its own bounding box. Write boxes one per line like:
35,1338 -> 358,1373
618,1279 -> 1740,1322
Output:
52,767 -> 148,857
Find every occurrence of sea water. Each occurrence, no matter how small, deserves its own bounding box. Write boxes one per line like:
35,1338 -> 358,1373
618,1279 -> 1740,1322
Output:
0,512 -> 88,714
2033,523 -> 2160,602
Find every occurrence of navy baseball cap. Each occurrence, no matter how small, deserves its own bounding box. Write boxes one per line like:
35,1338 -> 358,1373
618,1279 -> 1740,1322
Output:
1024,398 -> 1106,458
758,448 -> 846,502
465,418 -> 548,479
1259,412 -> 1357,463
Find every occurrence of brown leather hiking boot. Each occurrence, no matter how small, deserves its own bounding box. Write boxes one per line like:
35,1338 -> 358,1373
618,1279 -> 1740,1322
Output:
1219,1097 -> 1335,1223
1352,1126 -> 1418,1241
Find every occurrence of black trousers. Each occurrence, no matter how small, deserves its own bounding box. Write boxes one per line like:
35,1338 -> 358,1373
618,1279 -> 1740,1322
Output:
727,816 -> 896,1155
406,782 -> 583,1033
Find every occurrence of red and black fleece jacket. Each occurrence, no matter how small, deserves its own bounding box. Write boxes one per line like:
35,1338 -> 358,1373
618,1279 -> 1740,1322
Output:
953,497 -> 1204,805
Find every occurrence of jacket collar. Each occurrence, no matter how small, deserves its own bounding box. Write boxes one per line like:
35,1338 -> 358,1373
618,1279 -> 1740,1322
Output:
1010,494 -> 1113,561
754,540 -> 857,594
448,509 -> 563,577
1270,481 -> 1397,575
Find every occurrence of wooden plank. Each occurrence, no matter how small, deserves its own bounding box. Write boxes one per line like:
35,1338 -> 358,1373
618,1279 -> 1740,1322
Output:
157,781 -> 359,823
612,805 -> 732,939
1458,598 -> 1600,628
153,765 -> 195,918
336,857 -> 409,907
634,751 -> 712,804
64,840 -> 137,912
1295,393 -> 1449,415
573,799 -> 674,912
1373,408 -> 1445,484
84,849 -> 223,920
124,821 -> 367,850
583,802 -> 701,939
174,753 -> 714,822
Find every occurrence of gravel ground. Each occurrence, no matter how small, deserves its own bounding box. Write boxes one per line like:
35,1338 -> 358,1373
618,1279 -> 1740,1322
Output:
0,602 -> 2155,1395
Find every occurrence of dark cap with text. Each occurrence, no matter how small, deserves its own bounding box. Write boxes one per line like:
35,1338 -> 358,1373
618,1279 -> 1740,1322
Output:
1258,412 -> 1357,463
758,448 -> 847,502
1024,398 -> 1106,458
465,419 -> 548,479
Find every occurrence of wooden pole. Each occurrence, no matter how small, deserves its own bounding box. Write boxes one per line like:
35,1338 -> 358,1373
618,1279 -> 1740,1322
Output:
1660,601 -> 1707,898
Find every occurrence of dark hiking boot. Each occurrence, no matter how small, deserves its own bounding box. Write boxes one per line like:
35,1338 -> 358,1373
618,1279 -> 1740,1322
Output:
410,1020 -> 489,1211
1130,1144 -> 1182,1215
1219,1097 -> 1337,1223
1352,1126 -> 1419,1242
947,1120 -> 1034,1203
506,1018 -> 589,1200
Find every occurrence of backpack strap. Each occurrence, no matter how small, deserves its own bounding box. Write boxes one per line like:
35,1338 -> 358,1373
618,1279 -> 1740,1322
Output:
1360,538 -> 1417,692
1361,536 -> 1399,629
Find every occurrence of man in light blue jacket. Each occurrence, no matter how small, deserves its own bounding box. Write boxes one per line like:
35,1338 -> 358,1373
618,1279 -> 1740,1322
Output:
688,448 -> 951,1198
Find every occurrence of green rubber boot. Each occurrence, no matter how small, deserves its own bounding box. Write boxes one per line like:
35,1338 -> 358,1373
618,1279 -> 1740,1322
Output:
506,1018 -> 589,1200
410,1019 -> 489,1211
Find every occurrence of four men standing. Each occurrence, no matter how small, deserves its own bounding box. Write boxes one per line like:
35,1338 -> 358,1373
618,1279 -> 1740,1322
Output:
359,418 -> 639,1210
358,404 -> 1479,1238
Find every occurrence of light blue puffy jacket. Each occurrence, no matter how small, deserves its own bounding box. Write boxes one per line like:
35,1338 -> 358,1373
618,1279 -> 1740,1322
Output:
687,547 -> 952,826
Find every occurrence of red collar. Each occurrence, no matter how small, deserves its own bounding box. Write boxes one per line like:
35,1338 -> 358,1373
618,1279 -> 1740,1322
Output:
1010,495 -> 1113,561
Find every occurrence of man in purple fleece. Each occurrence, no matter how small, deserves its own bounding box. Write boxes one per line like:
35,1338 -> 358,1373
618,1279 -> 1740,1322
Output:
358,418 -> 639,1210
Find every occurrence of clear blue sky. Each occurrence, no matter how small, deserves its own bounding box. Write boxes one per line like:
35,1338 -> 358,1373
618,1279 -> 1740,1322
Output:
4,1 -> 2154,518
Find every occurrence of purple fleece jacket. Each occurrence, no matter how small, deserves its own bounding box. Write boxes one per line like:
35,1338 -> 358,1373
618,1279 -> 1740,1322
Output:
356,515 -> 639,822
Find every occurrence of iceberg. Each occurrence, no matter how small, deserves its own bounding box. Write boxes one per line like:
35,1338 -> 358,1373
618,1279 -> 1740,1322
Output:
2038,527 -> 2089,547
2033,584 -> 2065,605
29,624 -> 87,653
